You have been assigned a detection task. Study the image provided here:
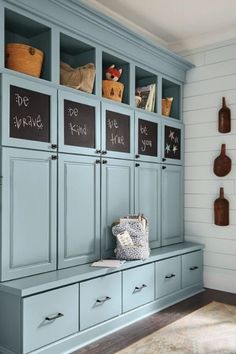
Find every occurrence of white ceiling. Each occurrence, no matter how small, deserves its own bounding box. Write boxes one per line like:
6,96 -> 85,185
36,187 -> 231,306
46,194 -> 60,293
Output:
85,0 -> 236,52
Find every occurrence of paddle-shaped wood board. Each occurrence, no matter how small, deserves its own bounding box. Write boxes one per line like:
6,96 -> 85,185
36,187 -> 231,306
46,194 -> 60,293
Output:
213,144 -> 231,177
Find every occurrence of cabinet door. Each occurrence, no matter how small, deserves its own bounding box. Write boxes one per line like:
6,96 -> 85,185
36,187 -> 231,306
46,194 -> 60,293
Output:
161,164 -> 183,246
1,148 -> 57,281
162,121 -> 183,165
135,111 -> 161,163
58,90 -> 100,156
135,162 -> 161,248
1,74 -> 57,152
101,102 -> 134,159
101,158 -> 134,258
58,154 -> 100,269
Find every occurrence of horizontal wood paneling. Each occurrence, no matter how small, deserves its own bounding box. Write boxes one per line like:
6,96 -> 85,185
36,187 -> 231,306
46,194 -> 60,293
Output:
183,42 -> 236,293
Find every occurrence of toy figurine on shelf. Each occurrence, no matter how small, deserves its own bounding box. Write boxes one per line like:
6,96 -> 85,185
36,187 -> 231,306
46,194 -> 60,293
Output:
102,64 -> 124,102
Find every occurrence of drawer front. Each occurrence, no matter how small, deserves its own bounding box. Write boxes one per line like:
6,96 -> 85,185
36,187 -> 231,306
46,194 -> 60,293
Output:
123,263 -> 155,312
80,272 -> 121,330
23,284 -> 79,353
155,256 -> 181,299
182,250 -> 203,288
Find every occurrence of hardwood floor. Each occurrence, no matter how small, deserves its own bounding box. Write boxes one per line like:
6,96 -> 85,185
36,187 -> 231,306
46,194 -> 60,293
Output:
73,288 -> 236,354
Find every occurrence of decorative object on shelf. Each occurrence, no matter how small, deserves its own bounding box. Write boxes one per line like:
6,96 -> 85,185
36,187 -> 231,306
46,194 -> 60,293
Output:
60,61 -> 96,93
102,65 -> 124,102
214,187 -> 229,226
112,214 -> 150,260
213,144 -> 231,177
218,97 -> 231,133
135,84 -> 156,112
105,64 -> 122,81
162,97 -> 173,117
5,43 -> 44,78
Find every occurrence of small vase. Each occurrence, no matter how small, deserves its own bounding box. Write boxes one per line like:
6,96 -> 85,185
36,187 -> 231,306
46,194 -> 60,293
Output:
214,188 -> 229,226
218,97 -> 231,133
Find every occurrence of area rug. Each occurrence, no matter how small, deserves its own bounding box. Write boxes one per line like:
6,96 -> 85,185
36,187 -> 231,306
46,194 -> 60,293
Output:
116,301 -> 236,354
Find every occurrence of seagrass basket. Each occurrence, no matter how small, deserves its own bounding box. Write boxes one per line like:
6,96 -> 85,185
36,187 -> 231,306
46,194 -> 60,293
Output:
102,80 -> 124,102
162,97 -> 173,117
5,43 -> 44,78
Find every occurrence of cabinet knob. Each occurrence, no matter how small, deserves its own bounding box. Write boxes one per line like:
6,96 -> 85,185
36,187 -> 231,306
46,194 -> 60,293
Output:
51,144 -> 57,149
162,158 -> 166,162
51,155 -> 57,160
102,160 -> 108,164
45,312 -> 64,321
95,159 -> 101,164
95,149 -> 101,154
162,166 -> 166,169
96,296 -> 111,304
165,273 -> 176,279
135,154 -> 140,159
135,163 -> 140,167
101,150 -> 107,155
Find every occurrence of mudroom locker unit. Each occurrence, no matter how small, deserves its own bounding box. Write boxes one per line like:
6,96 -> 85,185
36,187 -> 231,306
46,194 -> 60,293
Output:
0,1 -> 203,353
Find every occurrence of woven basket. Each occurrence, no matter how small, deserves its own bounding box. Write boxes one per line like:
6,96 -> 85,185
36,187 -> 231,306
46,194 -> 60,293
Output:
5,43 -> 44,78
102,80 -> 124,102
162,97 -> 173,117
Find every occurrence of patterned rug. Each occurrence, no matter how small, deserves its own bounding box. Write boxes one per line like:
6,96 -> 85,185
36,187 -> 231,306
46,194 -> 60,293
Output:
116,301 -> 236,354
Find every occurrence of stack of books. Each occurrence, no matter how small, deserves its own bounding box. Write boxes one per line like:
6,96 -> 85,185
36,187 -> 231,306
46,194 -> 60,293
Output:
135,83 -> 156,112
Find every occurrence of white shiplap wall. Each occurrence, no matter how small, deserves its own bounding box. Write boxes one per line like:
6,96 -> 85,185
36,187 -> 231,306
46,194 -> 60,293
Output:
183,42 -> 236,293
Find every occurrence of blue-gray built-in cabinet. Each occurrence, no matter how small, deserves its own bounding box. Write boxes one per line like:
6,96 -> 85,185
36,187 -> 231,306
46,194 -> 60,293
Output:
0,0 -> 204,353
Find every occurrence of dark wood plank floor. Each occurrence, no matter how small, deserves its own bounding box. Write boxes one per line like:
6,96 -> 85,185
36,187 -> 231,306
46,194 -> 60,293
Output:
73,288 -> 236,354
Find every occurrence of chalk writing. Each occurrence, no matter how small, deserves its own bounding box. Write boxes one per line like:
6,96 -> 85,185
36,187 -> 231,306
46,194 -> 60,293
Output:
69,123 -> 87,136
138,118 -> 157,157
13,115 -> 43,130
15,93 -> 29,107
106,110 -> 130,153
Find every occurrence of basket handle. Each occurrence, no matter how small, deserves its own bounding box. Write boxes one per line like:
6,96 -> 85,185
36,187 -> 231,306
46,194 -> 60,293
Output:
29,47 -> 36,55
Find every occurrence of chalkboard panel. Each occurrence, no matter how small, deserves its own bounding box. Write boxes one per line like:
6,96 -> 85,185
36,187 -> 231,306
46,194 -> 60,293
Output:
138,118 -> 157,157
10,85 -> 50,142
164,125 -> 181,160
106,110 -> 130,153
64,99 -> 95,148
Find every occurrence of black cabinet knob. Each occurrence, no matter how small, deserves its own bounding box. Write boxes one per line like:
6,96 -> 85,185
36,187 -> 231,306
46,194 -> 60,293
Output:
102,160 -> 108,164
135,154 -> 140,159
101,150 -> 107,155
162,166 -> 166,169
95,149 -> 101,154
135,163 -> 140,167
51,144 -> 57,149
51,155 -> 57,160
162,158 -> 166,162
95,159 -> 101,164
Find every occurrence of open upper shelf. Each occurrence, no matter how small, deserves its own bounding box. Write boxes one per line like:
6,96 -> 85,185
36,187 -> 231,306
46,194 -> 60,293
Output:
5,9 -> 51,81
60,33 -> 96,94
135,66 -> 157,113
162,78 -> 180,120
102,52 -> 130,105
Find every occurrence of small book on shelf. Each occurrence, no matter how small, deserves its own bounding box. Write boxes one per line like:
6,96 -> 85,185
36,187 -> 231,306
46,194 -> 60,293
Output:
135,83 -> 156,112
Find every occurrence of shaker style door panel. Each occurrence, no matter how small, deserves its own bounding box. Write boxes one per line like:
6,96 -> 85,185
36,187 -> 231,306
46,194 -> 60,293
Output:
1,74 -> 57,151
135,111 -> 161,163
135,162 -> 161,248
101,158 -> 134,258
58,90 -> 100,156
101,102 -> 134,159
162,121 -> 183,165
1,147 -> 57,281
161,164 -> 183,246
58,154 -> 100,269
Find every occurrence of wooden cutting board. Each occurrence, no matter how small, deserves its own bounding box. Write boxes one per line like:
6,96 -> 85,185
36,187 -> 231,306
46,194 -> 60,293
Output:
213,144 -> 231,177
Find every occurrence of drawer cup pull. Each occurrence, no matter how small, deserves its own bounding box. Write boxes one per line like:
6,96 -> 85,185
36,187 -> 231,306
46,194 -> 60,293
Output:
165,273 -> 175,279
134,284 -> 147,291
45,312 -> 64,321
189,266 -> 199,271
96,296 -> 111,304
